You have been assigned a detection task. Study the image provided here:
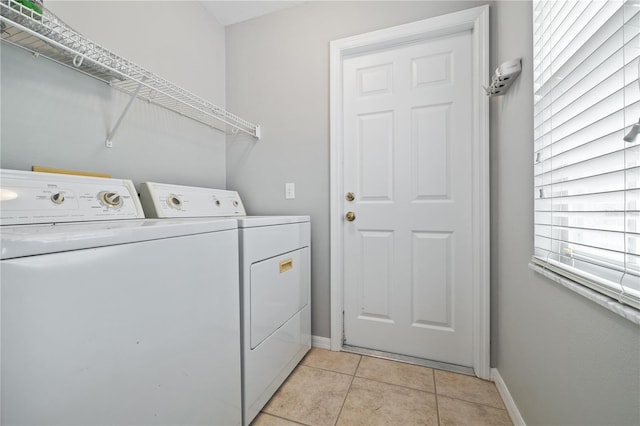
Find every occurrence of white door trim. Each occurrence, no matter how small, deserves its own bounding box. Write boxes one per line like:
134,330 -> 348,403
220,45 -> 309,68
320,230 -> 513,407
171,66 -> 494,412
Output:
329,5 -> 491,379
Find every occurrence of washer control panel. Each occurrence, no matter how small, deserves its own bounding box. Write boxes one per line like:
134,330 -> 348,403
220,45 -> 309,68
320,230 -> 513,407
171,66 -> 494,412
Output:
0,169 -> 145,225
139,182 -> 246,218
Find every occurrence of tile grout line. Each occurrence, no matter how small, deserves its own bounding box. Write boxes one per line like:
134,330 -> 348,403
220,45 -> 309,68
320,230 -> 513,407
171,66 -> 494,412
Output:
434,370 -> 441,426
436,393 -> 510,412
300,363 -> 358,379
332,355 -> 363,426
353,374 -> 437,396
300,362 -> 359,377
352,356 -> 440,395
259,412 -> 309,426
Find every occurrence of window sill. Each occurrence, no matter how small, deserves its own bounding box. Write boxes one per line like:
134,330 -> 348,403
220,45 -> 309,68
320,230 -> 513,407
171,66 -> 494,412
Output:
528,262 -> 640,325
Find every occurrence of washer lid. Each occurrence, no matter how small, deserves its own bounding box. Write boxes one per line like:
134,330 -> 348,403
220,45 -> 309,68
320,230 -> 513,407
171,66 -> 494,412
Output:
236,215 -> 310,228
0,218 -> 237,260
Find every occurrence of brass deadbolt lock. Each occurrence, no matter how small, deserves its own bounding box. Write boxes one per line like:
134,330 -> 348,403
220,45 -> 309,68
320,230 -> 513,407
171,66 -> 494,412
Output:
346,192 -> 355,202
345,211 -> 356,222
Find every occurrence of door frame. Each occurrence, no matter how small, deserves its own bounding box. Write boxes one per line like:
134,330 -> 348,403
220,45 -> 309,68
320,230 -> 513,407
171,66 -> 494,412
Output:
329,5 -> 491,379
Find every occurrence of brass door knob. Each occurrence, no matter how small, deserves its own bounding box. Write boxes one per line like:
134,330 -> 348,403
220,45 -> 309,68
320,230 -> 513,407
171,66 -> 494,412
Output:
345,211 -> 356,222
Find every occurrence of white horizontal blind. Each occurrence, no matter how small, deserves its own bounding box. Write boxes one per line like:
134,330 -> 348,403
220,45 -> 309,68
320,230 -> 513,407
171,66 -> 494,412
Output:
533,0 -> 640,309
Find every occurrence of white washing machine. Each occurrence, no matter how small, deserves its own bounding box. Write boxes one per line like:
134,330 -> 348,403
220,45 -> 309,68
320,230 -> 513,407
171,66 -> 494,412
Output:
139,182 -> 311,426
0,169 -> 242,426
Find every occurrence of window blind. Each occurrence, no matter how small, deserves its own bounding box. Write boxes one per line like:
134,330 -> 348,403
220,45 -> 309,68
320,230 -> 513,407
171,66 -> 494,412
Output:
532,0 -> 640,309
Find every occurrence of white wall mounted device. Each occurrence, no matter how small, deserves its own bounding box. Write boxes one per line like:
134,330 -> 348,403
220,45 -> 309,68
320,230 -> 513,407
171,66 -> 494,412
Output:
485,58 -> 522,97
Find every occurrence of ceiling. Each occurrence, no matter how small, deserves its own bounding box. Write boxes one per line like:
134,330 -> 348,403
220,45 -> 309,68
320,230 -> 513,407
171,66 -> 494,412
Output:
201,1 -> 306,26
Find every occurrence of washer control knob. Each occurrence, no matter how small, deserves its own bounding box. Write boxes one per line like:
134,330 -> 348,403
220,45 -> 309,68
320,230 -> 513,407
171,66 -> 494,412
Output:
99,191 -> 123,208
51,192 -> 65,204
232,200 -> 239,207
167,195 -> 182,209
215,199 -> 221,207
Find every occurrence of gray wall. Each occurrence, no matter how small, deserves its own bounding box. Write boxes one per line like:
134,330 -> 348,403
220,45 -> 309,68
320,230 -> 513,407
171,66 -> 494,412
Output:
225,0 -> 493,341
490,2 -> 640,425
1,1 -> 227,188
226,1 -> 640,425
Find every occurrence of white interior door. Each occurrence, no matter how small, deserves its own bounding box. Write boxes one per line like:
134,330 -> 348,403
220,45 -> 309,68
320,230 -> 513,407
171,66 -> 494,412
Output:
341,29 -> 474,367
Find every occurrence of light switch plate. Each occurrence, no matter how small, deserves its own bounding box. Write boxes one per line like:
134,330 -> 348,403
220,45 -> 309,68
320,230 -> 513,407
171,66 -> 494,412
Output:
285,182 -> 295,199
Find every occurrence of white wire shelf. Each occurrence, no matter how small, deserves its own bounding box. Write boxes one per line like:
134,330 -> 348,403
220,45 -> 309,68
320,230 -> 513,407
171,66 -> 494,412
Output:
0,0 -> 261,142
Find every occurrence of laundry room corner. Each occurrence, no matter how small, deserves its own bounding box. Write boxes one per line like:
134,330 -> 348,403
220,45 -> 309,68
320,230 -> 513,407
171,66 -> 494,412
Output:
1,0 -> 228,188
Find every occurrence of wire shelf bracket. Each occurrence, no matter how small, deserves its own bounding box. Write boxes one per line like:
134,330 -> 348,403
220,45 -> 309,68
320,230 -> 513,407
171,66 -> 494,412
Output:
105,79 -> 145,148
0,0 -> 261,144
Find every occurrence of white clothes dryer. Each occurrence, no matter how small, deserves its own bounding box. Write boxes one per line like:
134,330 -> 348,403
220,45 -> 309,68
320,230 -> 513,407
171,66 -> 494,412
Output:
0,170 -> 242,425
139,182 -> 311,426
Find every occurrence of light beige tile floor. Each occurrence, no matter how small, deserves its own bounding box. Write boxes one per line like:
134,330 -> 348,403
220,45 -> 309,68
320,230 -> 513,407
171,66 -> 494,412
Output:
251,348 -> 513,426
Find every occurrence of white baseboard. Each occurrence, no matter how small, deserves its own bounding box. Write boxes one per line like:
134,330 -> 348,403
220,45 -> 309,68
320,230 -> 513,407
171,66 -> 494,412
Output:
311,335 -> 331,350
492,368 -> 525,426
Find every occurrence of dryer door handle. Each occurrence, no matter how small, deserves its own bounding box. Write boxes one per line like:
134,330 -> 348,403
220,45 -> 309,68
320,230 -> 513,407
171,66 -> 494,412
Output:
279,259 -> 293,273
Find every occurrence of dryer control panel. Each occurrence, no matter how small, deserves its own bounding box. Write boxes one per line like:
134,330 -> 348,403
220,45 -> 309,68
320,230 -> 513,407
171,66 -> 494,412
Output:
139,182 -> 247,218
0,169 -> 145,225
